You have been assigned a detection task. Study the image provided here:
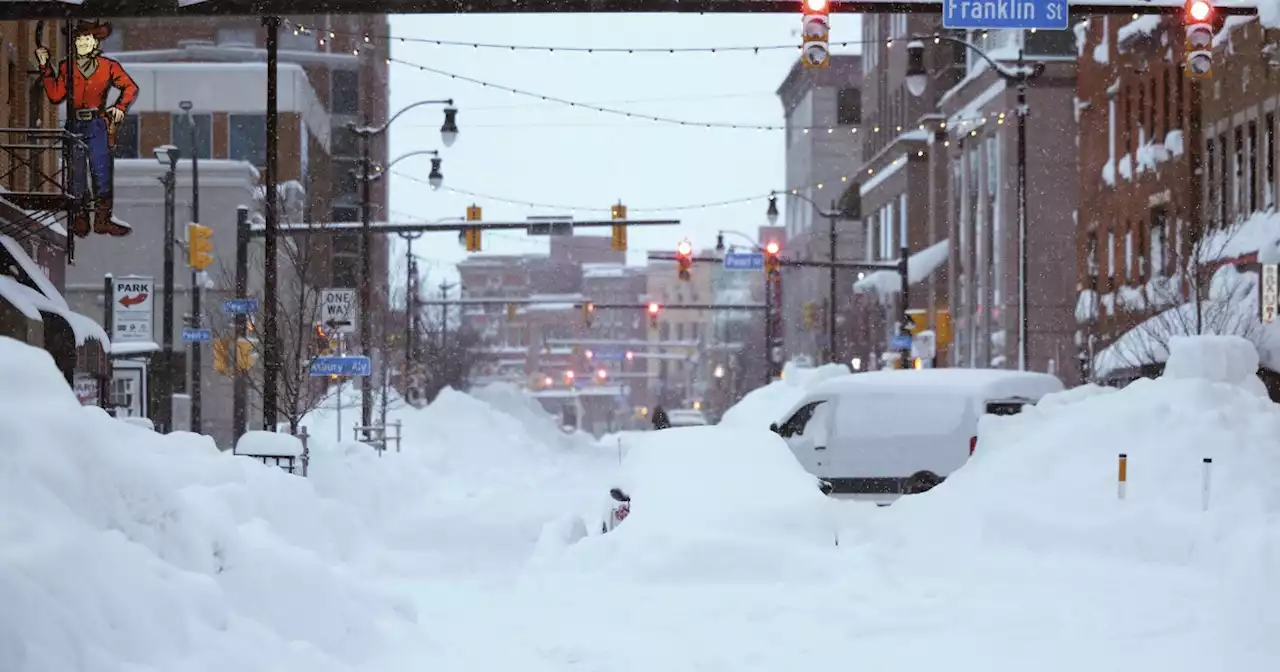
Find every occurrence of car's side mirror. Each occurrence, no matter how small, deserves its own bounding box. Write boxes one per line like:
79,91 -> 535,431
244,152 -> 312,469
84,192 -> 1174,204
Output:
609,488 -> 630,502
769,422 -> 780,434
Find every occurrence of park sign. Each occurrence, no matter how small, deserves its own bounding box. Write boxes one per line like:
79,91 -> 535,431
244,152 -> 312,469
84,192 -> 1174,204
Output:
112,276 -> 154,344
943,0 -> 1069,30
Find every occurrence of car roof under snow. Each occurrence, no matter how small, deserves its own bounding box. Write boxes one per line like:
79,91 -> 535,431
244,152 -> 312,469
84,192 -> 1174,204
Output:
806,368 -> 1065,401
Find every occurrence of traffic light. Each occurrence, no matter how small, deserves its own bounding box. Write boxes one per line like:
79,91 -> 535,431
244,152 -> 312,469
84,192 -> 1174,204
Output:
611,201 -> 628,252
583,301 -> 595,327
676,239 -> 693,282
187,223 -> 214,271
596,367 -> 608,382
464,227 -> 482,252
314,323 -> 330,354
648,301 -> 660,329
800,0 -> 831,69
466,204 -> 482,221
803,302 -> 815,330
764,240 -> 781,277
625,350 -> 635,361
1184,0 -> 1219,78
507,302 -> 517,321
906,308 -> 929,335
213,338 -> 231,375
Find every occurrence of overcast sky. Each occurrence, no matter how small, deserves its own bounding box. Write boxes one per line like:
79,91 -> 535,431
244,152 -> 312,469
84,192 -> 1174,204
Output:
386,12 -> 861,285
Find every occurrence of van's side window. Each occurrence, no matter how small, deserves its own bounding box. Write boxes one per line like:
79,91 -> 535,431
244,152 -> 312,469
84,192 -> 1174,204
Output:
779,401 -> 825,438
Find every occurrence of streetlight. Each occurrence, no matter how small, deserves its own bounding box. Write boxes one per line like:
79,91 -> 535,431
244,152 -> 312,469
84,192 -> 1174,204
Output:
154,143 -> 181,433
713,364 -> 725,378
906,35 -> 1044,371
349,99 -> 458,430
178,100 -> 204,434
766,190 -> 859,365
369,149 -> 445,189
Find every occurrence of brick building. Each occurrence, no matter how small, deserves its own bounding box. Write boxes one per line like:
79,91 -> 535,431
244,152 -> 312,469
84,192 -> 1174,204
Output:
1076,15 -> 1280,383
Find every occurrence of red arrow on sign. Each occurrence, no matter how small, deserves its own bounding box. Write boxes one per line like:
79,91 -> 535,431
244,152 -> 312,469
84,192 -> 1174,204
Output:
118,293 -> 148,307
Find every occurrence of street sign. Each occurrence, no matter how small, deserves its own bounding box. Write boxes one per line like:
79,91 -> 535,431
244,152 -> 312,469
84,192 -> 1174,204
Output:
222,298 -> 258,315
1262,264 -> 1279,324
911,330 -> 937,361
723,251 -> 765,271
942,0 -> 1069,30
321,288 -> 358,334
891,334 -> 913,350
309,355 -> 372,377
182,328 -> 212,343
111,275 -> 155,344
593,350 -> 627,361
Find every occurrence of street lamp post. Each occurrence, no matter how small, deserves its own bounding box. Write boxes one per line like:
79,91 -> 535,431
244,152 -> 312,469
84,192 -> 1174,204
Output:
906,35 -> 1044,371
766,191 -> 858,365
154,144 -> 182,433
179,100 -> 203,433
350,100 -> 457,430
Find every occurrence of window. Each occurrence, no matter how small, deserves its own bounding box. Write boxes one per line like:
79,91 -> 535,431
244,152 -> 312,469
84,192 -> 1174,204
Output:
1235,127 -> 1245,219
1024,26 -> 1075,55
171,113 -> 212,160
1175,69 -> 1184,130
331,124 -> 360,157
331,69 -> 360,116
837,88 -> 861,126
1107,230 -> 1116,281
1267,113 -> 1276,208
333,159 -> 361,202
1218,133 -> 1228,225
1160,68 -> 1170,139
228,114 -> 267,166
1207,137 -> 1217,225
1085,231 -> 1098,277
1137,81 -> 1146,140
332,235 -> 360,287
1249,120 -> 1259,214
1124,225 -> 1134,280
1149,207 -> 1167,277
112,115 -> 140,159
898,192 -> 908,254
777,401 -> 825,438
330,206 -> 358,224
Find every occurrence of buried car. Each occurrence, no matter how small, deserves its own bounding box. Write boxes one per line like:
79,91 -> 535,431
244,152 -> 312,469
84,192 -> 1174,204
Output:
591,425 -> 836,536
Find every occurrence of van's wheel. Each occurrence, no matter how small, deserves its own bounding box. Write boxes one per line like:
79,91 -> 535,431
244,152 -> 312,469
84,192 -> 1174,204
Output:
903,471 -> 942,495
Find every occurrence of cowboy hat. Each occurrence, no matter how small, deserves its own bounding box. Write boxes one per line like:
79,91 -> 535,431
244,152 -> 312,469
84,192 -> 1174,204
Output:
73,20 -> 112,41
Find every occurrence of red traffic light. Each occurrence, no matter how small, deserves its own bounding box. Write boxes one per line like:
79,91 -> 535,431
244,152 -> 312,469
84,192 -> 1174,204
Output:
1187,0 -> 1212,21
648,302 -> 660,315
676,239 -> 693,257
565,370 -> 575,380
765,241 -> 780,255
625,350 -> 635,360
596,368 -> 608,379
805,0 -> 828,12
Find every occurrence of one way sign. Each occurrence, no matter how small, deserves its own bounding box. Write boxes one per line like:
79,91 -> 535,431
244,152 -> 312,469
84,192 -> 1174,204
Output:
321,288 -> 358,334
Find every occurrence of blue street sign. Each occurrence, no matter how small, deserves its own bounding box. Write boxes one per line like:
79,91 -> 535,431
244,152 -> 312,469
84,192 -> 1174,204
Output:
723,251 -> 764,271
222,298 -> 259,315
891,334 -> 913,350
593,350 -> 627,361
181,328 -> 212,343
942,0 -> 1068,30
309,355 -> 372,377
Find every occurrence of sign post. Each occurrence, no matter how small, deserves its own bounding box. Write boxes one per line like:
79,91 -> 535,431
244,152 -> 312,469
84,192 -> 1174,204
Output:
321,287 -> 358,334
942,0 -> 1069,30
1262,264 -> 1278,324
111,275 -> 155,345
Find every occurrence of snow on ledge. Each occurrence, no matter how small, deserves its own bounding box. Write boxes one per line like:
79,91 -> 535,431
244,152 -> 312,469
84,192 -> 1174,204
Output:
853,239 -> 950,296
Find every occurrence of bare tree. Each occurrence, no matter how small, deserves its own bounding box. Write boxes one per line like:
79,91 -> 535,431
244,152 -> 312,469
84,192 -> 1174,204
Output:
1104,217 -> 1263,373
208,181 -> 331,433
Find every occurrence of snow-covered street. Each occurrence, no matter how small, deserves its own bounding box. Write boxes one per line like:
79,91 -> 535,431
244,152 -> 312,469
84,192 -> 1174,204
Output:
4,334 -> 1280,671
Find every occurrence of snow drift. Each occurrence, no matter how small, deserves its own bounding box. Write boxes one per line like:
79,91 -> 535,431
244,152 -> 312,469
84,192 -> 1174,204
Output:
0,337 -> 416,672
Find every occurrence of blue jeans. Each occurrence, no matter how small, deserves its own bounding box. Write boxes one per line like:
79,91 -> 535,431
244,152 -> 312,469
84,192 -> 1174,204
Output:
68,116 -> 112,200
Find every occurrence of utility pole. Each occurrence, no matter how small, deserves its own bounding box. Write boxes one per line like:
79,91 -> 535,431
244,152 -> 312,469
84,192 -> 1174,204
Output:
438,281 -> 455,347
233,206 -> 249,443
358,120 -> 375,430
181,100 -> 202,433
156,148 -> 179,433
261,15 -> 281,431
827,202 -> 838,364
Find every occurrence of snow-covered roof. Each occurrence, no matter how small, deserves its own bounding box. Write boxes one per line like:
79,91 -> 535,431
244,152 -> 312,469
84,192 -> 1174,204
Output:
1117,15 -> 1162,47
853,239 -> 950,296
1201,208 -> 1280,263
0,235 -> 111,350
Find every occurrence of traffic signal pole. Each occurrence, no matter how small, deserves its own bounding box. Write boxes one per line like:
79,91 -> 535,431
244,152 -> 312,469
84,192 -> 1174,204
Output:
188,119 -> 202,433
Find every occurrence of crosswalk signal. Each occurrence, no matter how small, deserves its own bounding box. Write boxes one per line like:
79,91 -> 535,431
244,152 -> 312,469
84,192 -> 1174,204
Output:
466,204 -> 482,221
187,223 -> 214,270
764,240 -> 781,277
801,0 -> 831,69
610,201 -> 628,252
464,227 -> 482,252
676,239 -> 693,282
648,301 -> 661,329
583,301 -> 595,327
1184,0 -> 1223,78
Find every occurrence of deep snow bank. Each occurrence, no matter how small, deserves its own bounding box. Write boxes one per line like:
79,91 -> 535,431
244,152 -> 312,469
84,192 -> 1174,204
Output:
532,426 -> 845,582
719,362 -> 850,429
0,338 -> 416,672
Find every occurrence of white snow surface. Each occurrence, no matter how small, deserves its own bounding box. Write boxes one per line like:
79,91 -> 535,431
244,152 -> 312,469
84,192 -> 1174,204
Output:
718,361 -> 852,430
9,331 -> 1280,671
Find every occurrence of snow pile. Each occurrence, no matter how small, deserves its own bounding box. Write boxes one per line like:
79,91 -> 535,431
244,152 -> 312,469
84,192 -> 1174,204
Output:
469,382 -> 598,451
719,362 -> 850,429
533,426 -> 842,582
0,337 -> 416,672
860,335 -> 1280,666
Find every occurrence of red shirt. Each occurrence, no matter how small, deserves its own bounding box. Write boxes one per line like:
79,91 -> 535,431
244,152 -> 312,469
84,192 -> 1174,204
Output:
41,56 -> 139,113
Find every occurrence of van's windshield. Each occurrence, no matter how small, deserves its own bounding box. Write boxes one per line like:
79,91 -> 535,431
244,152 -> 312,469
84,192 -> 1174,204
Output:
985,399 -> 1030,416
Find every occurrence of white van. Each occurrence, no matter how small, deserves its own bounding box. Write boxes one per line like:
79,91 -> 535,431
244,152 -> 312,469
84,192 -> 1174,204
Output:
770,368 -> 1063,501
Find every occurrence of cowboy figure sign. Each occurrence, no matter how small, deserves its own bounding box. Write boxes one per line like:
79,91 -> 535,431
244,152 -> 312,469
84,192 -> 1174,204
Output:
36,20 -> 138,238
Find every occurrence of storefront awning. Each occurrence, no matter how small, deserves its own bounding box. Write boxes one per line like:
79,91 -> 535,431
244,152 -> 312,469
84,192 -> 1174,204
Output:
0,235 -> 111,352
853,239 -> 950,296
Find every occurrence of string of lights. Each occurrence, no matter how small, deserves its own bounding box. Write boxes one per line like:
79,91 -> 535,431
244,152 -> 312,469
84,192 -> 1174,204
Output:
285,20 -> 968,55
391,56 -> 1021,133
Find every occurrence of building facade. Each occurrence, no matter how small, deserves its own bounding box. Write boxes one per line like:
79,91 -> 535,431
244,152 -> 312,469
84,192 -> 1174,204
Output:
776,54 -> 864,363
644,252 -> 714,411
